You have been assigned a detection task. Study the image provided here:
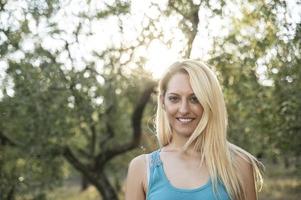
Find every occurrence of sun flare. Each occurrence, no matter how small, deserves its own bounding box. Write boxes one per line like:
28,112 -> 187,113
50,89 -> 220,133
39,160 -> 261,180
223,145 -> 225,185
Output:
144,39 -> 179,79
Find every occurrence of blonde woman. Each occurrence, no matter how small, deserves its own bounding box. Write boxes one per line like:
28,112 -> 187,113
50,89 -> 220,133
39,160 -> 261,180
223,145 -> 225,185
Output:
125,60 -> 263,200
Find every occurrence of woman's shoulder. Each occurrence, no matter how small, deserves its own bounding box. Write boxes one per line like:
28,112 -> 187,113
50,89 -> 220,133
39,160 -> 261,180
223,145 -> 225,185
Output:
126,154 -> 149,195
228,142 -> 259,163
128,154 -> 147,173
228,143 -> 262,199
128,148 -> 160,167
228,142 -> 262,180
234,153 -> 253,173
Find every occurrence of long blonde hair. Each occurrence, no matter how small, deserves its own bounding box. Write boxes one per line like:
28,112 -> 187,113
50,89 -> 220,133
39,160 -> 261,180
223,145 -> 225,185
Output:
155,60 -> 263,200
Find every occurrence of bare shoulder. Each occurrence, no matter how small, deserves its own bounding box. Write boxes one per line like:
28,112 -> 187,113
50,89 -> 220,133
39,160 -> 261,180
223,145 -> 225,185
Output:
235,153 -> 253,172
229,143 -> 256,175
127,154 -> 147,184
125,154 -> 148,200
129,154 -> 146,168
234,152 -> 257,200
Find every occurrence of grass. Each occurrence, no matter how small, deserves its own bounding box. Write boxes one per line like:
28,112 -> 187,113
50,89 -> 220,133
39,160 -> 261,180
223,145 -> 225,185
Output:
43,162 -> 300,200
46,185 -> 100,200
258,162 -> 301,200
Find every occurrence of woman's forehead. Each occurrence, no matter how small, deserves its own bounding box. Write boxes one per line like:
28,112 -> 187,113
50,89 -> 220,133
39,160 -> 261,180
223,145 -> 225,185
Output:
165,73 -> 194,94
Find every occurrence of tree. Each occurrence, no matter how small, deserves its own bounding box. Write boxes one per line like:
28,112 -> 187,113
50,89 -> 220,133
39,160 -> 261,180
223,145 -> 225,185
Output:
267,23 -> 301,164
163,0 -> 300,161
1,0 -> 300,199
0,0 -> 157,199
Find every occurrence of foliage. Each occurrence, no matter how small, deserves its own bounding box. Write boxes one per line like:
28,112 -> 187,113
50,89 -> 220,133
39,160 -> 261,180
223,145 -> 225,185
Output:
0,0 -> 154,199
206,0 -> 301,159
0,0 -> 300,199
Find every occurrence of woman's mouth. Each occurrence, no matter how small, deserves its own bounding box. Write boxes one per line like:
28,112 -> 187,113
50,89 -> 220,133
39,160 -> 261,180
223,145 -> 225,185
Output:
176,117 -> 194,124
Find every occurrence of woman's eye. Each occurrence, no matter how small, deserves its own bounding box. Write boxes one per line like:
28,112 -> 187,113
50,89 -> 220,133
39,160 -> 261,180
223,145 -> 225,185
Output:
190,96 -> 199,103
168,96 -> 179,102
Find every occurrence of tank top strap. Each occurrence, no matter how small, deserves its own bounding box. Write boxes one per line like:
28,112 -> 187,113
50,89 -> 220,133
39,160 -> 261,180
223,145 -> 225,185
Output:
149,149 -> 162,169
147,149 -> 163,195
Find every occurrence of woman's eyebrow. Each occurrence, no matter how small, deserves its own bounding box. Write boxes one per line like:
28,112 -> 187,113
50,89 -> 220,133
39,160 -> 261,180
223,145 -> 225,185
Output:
167,92 -> 195,96
166,92 -> 179,95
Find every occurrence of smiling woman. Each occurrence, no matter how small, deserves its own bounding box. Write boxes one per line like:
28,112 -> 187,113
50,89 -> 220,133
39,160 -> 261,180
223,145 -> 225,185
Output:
125,60 -> 263,200
161,72 -> 204,139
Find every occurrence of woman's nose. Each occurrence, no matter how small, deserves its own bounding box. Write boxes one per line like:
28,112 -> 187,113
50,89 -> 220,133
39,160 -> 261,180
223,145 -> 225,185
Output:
178,100 -> 189,114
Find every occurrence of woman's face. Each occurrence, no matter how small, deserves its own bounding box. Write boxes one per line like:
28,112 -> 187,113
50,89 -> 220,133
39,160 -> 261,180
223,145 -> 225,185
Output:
163,72 -> 204,138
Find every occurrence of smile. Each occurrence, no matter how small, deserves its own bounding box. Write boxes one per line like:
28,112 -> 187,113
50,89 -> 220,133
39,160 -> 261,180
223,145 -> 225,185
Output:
176,118 -> 194,123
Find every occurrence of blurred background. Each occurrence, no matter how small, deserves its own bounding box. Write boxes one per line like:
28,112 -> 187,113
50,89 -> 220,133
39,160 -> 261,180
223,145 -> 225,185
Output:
0,0 -> 300,199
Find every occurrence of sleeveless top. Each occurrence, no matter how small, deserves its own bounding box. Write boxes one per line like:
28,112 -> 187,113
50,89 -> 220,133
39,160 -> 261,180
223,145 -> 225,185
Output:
146,150 -> 231,200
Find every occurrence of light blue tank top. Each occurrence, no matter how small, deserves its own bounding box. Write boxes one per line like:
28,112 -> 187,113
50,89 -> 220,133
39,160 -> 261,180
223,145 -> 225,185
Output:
146,150 -> 231,200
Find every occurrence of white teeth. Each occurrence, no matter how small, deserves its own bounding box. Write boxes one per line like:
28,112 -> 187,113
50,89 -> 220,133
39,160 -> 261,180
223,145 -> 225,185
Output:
178,118 -> 193,122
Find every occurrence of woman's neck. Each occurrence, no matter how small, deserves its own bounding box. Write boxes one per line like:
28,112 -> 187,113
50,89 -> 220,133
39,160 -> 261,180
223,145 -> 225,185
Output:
163,136 -> 200,156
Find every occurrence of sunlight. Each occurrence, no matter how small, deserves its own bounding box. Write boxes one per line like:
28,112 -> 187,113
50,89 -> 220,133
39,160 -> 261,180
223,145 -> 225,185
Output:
144,39 -> 179,79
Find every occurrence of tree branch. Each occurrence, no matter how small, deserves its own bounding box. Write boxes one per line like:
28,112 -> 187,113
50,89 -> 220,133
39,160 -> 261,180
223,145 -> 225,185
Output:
63,146 -> 95,176
99,123 -> 115,150
96,81 -> 156,164
0,131 -> 17,146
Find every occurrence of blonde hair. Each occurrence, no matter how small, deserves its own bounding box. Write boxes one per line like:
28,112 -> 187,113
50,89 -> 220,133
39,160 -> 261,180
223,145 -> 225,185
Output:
156,60 -> 263,200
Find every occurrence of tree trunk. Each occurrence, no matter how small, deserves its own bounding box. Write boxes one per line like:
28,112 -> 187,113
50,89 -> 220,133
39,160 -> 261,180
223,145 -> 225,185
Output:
7,186 -> 15,200
63,147 -> 119,199
81,175 -> 90,191
96,172 -> 119,200
63,83 -> 156,200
